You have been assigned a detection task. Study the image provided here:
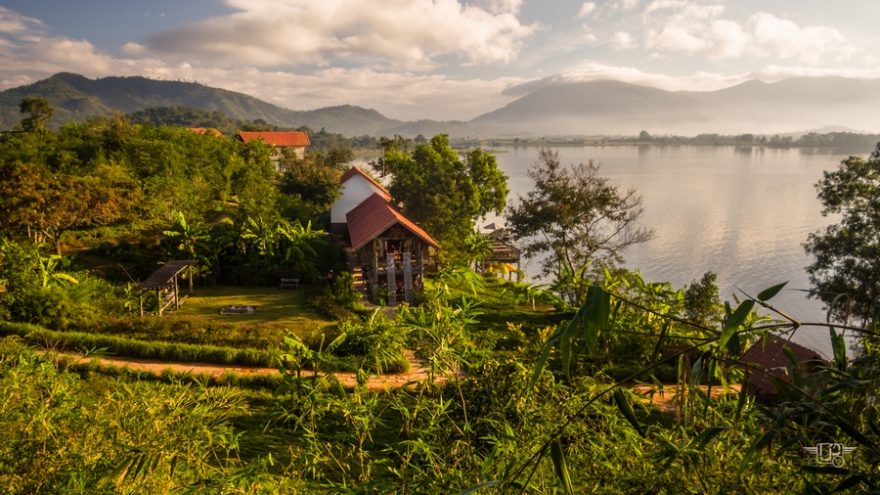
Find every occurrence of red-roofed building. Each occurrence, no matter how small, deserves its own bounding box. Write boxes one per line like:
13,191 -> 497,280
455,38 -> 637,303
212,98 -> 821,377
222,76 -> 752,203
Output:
237,131 -> 311,171
331,166 -> 438,305
738,335 -> 826,404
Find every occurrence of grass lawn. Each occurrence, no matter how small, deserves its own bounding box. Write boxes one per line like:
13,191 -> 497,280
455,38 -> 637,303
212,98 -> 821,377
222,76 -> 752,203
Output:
172,285 -> 334,333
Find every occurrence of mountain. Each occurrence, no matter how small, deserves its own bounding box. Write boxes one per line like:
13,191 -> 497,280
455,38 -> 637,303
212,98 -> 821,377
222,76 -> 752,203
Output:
474,77 -> 880,136
4,73 -> 880,137
0,73 -> 469,136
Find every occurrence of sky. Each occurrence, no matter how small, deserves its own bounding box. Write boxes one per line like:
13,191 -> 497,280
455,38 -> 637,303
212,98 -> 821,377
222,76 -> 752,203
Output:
0,0 -> 877,120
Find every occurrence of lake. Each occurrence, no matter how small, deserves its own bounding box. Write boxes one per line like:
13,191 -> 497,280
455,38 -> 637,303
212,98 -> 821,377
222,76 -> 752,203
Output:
488,144 -> 858,356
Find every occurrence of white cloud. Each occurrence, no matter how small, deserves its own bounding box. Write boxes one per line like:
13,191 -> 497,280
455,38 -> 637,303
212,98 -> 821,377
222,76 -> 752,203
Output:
749,12 -> 854,64
136,0 -> 535,70
641,2 -> 858,64
578,2 -> 597,18
615,0 -> 641,11
612,32 -> 637,50
508,62 -> 880,96
0,6 -> 42,34
517,62 -> 748,92
0,13 -> 522,121
482,0 -> 522,15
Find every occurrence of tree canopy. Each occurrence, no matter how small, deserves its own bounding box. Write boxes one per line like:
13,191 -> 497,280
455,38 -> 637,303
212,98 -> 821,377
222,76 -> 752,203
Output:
507,149 -> 653,305
805,143 -> 880,323
377,134 -> 508,262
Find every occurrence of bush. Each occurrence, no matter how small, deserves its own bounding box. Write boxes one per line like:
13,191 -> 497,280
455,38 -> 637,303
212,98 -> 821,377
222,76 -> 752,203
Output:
0,322 -> 279,367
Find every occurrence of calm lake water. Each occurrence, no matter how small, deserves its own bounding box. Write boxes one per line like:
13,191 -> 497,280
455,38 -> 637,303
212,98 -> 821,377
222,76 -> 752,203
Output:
488,145 -> 857,356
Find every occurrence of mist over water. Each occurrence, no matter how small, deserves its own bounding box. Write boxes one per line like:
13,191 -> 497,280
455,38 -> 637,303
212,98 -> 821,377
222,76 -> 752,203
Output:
490,144 -> 858,356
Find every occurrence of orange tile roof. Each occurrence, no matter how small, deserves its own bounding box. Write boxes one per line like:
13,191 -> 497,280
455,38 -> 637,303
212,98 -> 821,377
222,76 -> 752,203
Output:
346,193 -> 439,251
188,127 -> 222,137
341,166 -> 391,200
238,131 -> 310,147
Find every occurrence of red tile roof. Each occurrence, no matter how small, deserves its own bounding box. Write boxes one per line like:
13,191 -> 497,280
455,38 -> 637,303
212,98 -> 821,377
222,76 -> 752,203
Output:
341,166 -> 391,200
739,334 -> 825,399
346,193 -> 439,251
238,131 -> 310,147
188,127 -> 222,137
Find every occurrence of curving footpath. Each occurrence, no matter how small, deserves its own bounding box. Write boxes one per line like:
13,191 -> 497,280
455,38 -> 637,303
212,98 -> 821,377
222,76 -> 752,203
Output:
57,350 -> 436,391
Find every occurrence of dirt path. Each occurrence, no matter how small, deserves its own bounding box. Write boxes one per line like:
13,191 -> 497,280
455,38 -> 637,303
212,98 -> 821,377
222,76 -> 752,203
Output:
58,350 -> 436,391
633,383 -> 742,411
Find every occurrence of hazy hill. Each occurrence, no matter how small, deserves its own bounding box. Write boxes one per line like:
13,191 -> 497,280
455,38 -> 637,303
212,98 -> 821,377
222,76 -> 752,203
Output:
0,73 -> 470,136
474,77 -> 880,136
4,72 -> 880,137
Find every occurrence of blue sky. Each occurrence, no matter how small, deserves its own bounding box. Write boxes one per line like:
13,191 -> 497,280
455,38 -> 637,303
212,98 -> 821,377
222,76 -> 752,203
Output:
1,0 -> 877,119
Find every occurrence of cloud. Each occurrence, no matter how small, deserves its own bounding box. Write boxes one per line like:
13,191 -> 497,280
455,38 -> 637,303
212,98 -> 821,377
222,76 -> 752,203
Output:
506,61 -> 880,97
612,32 -> 637,50
578,2 -> 597,18
615,0 -> 641,11
135,0 -> 535,70
0,6 -> 42,34
0,9 -> 523,121
641,2 -> 858,64
749,12 -> 854,64
503,62 -> 749,95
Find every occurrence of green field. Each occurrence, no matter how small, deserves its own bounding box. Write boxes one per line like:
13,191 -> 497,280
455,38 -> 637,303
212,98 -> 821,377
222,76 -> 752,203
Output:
172,285 -> 334,333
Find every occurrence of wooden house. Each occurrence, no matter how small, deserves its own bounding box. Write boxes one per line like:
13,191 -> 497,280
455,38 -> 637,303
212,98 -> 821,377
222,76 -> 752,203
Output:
237,131 -> 310,171
738,334 -> 826,404
480,224 -> 521,278
331,167 -> 439,305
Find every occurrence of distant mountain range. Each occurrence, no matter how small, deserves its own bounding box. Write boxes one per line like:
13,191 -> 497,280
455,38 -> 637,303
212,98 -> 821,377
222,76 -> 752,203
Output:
2,72 -> 879,137
475,78 -> 880,136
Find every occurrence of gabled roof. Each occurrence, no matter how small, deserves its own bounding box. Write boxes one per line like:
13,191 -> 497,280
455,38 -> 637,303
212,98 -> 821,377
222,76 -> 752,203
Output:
238,131 -> 310,147
140,260 -> 198,290
739,334 -> 825,398
341,166 -> 391,200
188,127 -> 222,137
346,193 -> 439,251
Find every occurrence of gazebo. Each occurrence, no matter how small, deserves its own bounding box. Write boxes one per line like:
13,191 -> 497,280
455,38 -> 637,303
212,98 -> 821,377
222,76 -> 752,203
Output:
139,260 -> 198,316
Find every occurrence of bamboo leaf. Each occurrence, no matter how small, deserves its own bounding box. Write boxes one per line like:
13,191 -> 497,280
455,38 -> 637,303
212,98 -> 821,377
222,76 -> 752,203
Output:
459,481 -> 500,495
738,429 -> 776,477
613,389 -> 645,437
719,300 -> 754,349
696,425 -> 729,450
550,440 -> 574,495
833,474 -> 866,492
581,286 -> 611,352
756,282 -> 787,301
830,327 -> 847,370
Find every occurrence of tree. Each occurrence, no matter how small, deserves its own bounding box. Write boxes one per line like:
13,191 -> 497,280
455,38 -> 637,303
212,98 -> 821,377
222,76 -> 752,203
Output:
377,134 -> 508,262
507,150 -> 653,305
804,143 -> 880,324
683,271 -> 722,328
19,97 -> 53,134
0,163 -> 137,254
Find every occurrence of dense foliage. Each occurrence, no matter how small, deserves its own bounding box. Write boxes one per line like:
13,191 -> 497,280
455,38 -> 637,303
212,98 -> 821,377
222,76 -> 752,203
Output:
804,143 -> 880,324
377,134 -> 509,263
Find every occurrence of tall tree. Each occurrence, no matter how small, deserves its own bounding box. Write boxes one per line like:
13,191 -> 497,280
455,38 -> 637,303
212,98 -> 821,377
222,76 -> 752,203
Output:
507,150 -> 653,305
19,97 -> 53,134
378,134 -> 508,262
805,143 -> 880,324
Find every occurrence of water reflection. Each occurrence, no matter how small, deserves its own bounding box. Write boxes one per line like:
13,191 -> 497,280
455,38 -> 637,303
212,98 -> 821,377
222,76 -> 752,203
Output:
490,145 -> 848,356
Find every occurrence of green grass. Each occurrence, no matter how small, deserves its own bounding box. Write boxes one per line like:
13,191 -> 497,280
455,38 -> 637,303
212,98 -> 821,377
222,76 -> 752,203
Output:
171,285 -> 334,332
